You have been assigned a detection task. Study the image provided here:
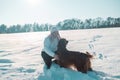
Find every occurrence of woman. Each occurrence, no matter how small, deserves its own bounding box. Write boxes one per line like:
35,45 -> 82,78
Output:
41,26 -> 61,69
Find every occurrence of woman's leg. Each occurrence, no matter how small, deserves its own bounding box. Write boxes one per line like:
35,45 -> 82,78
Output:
41,51 -> 53,69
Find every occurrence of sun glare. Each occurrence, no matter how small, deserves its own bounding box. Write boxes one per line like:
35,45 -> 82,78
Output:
25,0 -> 43,7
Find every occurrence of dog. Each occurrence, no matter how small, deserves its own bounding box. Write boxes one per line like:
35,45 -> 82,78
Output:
55,38 -> 93,73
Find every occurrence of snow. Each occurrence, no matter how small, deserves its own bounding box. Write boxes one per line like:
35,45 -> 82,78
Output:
0,28 -> 120,80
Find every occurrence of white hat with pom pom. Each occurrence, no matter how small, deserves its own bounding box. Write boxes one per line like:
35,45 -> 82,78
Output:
50,27 -> 58,33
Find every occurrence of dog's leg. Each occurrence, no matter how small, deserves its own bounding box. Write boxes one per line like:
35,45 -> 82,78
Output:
82,64 -> 88,73
88,59 -> 93,71
75,64 -> 86,73
81,59 -> 90,73
88,68 -> 93,71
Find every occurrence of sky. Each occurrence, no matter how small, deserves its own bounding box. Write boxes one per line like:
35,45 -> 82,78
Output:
0,0 -> 120,27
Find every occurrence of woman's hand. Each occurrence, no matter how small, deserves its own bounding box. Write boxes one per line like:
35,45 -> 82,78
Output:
54,54 -> 59,60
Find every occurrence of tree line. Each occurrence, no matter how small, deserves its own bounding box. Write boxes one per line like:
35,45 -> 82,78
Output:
0,17 -> 120,34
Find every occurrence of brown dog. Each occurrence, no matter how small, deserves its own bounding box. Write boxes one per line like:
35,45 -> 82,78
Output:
55,38 -> 93,73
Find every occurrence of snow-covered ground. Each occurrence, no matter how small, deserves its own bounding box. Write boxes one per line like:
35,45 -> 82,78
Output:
0,28 -> 120,80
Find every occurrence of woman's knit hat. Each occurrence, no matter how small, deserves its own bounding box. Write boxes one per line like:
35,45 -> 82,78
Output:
50,27 -> 58,33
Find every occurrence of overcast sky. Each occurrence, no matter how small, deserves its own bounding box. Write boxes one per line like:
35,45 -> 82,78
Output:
0,0 -> 120,26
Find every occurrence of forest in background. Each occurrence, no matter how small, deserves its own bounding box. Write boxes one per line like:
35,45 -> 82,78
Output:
0,17 -> 120,34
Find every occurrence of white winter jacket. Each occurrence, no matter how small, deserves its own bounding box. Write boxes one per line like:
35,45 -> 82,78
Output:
42,36 -> 59,57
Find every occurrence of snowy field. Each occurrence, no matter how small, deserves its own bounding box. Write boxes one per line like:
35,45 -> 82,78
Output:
0,28 -> 120,80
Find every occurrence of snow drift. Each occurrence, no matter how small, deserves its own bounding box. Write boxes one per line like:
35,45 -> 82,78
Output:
0,28 -> 120,80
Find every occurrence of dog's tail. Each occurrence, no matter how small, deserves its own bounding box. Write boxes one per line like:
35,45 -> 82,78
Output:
86,52 -> 93,58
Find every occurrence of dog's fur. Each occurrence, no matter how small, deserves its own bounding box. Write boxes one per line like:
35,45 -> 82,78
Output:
55,38 -> 93,73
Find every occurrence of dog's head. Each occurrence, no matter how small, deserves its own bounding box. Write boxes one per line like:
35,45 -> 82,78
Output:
58,38 -> 68,49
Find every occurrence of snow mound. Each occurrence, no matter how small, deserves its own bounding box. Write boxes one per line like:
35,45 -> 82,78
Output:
38,63 -> 116,80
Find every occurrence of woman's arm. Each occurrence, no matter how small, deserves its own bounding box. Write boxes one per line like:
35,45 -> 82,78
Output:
44,38 -> 55,57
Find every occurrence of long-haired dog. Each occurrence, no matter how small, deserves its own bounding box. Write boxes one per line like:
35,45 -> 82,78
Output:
55,38 -> 93,73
